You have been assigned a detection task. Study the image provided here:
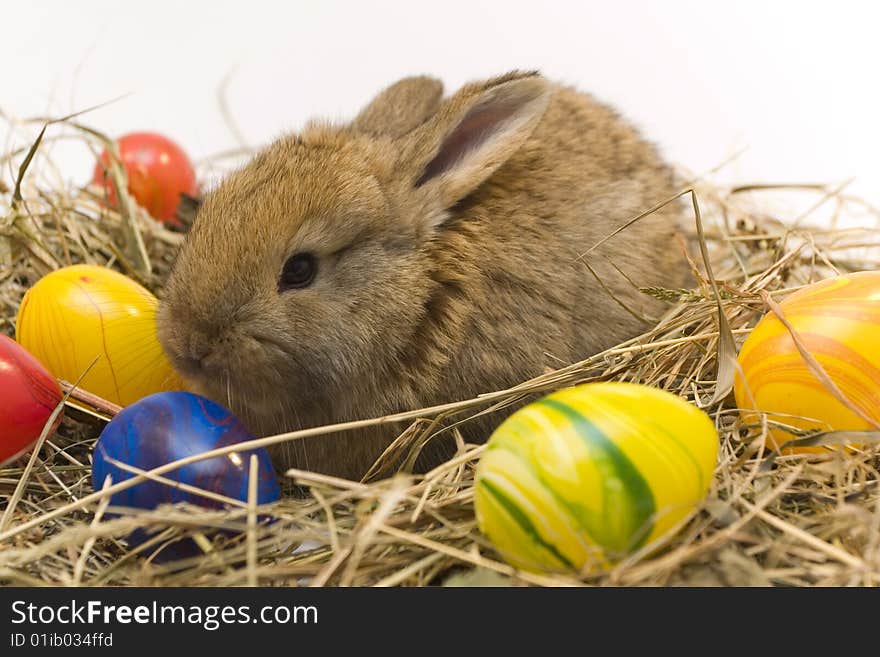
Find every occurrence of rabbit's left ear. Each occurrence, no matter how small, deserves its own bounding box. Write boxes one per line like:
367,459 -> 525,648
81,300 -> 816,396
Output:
402,72 -> 551,215
353,76 -> 444,138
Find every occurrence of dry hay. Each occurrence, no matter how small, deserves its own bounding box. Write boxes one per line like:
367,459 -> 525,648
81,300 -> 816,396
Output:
1,109 -> 879,587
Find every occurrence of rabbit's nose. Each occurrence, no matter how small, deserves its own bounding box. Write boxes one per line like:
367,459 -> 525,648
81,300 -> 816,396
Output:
175,328 -> 221,375
186,332 -> 210,361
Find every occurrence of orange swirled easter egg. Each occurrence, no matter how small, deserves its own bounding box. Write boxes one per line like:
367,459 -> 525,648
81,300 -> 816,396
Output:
734,271 -> 880,451
15,265 -> 183,407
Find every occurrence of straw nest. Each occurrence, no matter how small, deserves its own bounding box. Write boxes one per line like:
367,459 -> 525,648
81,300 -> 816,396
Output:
1,111 -> 879,587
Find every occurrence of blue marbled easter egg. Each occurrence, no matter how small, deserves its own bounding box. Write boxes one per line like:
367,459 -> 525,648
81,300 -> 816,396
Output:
92,391 -> 280,559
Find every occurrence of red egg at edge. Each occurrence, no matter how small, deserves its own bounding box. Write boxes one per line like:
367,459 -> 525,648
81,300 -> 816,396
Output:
0,335 -> 63,465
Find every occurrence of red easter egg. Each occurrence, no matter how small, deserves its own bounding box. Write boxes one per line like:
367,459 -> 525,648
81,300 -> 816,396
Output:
0,334 -> 63,463
91,132 -> 198,226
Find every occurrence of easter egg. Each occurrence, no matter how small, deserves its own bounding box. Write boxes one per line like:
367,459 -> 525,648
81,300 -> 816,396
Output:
92,391 -> 280,560
92,131 -> 198,225
474,382 -> 718,574
735,271 -> 880,451
0,335 -> 63,464
15,264 -> 182,407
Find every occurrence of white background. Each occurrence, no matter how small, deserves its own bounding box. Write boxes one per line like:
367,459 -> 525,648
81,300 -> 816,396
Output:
3,0 -> 879,209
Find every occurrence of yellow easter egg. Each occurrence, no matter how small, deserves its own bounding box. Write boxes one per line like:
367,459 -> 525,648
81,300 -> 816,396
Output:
474,382 -> 718,574
15,264 -> 183,407
734,271 -> 880,451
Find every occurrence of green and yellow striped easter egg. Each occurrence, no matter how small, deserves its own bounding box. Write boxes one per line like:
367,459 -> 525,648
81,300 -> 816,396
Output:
474,382 -> 718,574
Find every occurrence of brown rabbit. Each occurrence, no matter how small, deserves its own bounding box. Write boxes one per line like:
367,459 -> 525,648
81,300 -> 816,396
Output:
157,71 -> 689,481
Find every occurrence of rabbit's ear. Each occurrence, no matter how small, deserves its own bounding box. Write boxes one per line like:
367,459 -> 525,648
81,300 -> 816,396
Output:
353,76 -> 444,138
405,72 -> 550,214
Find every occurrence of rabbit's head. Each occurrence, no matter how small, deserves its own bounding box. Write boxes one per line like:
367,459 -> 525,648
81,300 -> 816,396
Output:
157,72 -> 551,435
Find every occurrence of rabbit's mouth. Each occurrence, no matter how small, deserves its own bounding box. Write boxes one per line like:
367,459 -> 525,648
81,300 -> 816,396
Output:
211,382 -> 334,442
159,315 -> 344,437
190,369 -> 290,433
160,329 -> 281,411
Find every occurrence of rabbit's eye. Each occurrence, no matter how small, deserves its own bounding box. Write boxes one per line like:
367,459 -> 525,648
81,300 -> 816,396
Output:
279,253 -> 317,291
